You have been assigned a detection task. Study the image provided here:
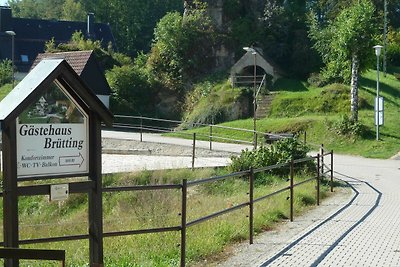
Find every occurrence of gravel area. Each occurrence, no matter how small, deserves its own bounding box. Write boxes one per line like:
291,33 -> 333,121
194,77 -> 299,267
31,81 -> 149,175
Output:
102,137 -> 239,158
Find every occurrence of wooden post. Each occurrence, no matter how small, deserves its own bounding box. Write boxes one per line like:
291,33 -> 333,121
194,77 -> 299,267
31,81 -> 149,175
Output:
140,117 -> 143,142
320,144 -> 324,177
249,168 -> 254,244
304,131 -> 307,144
180,179 -> 187,267
317,154 -> 320,206
209,125 -> 212,150
330,150 -> 334,192
3,121 -> 19,267
290,160 -> 294,222
192,133 -> 196,171
88,115 -> 103,266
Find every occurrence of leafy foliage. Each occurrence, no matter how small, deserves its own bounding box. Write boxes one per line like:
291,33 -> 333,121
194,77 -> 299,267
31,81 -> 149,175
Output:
81,0 -> 182,56
147,4 -> 217,92
106,63 -> 156,116
45,31 -> 103,52
0,60 -> 13,87
325,114 -> 368,138
308,0 -> 378,84
229,138 -> 311,184
182,78 -> 250,126
386,27 -> 400,66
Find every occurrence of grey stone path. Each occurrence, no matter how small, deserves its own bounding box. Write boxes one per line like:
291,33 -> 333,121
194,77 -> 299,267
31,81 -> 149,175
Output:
219,154 -> 400,267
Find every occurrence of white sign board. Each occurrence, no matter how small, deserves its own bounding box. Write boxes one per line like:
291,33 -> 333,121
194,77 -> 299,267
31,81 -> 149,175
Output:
50,184 -> 69,201
374,97 -> 384,126
16,123 -> 89,178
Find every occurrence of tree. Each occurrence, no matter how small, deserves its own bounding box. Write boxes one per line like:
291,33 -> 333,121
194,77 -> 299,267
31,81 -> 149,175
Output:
80,0 -> 182,56
62,0 -> 86,21
308,0 -> 378,121
9,0 -> 65,19
106,63 -> 156,115
147,4 -> 217,92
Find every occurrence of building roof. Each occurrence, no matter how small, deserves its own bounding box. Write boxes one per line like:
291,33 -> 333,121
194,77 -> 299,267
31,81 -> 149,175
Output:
32,51 -> 92,75
31,50 -> 111,96
0,6 -> 116,73
0,58 -> 113,127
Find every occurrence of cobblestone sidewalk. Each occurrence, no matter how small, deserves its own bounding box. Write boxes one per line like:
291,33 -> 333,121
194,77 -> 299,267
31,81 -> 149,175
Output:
218,154 -> 400,267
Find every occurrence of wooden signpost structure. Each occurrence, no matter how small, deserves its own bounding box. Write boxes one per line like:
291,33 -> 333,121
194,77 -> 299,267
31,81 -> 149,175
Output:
0,59 -> 113,266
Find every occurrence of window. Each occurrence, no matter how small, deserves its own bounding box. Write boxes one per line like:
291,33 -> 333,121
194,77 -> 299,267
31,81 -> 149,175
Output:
21,55 -> 29,62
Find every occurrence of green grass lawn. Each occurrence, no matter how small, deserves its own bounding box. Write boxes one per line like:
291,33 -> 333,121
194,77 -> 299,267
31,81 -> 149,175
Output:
0,168 -> 332,266
169,69 -> 400,159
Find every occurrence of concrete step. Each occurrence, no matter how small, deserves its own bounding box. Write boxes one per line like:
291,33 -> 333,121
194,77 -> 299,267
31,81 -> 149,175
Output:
256,94 -> 275,119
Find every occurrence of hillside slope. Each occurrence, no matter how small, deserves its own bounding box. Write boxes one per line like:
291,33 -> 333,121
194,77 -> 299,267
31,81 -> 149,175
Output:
180,70 -> 400,159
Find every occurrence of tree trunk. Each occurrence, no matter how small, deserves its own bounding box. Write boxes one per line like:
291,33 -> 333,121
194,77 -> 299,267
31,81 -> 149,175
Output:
350,53 -> 359,122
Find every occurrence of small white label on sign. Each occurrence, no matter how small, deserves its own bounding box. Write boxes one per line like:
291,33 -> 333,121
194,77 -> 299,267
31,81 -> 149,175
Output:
50,184 -> 69,201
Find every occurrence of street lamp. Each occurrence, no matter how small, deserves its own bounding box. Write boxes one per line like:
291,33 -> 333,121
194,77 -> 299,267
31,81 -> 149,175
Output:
5,30 -> 16,89
373,45 -> 383,141
243,47 -> 257,149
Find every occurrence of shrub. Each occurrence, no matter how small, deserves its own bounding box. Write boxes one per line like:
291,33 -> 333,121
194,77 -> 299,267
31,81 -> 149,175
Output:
229,138 -> 311,184
0,59 -> 12,87
307,72 -> 325,87
326,114 -> 368,137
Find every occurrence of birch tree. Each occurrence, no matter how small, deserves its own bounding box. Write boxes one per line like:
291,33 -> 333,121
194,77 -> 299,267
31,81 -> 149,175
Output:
308,0 -> 377,121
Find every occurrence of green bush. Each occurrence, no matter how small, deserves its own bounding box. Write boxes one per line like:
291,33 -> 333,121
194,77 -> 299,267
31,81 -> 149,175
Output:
229,138 -> 310,184
307,72 -> 325,87
326,114 -> 368,137
0,59 -> 12,87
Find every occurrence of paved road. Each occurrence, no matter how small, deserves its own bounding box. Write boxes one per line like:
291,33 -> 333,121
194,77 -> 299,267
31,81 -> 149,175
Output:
101,130 -> 251,173
102,130 -> 400,266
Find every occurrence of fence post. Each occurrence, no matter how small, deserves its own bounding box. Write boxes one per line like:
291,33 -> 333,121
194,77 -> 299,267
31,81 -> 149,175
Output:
316,154 -> 320,206
209,125 -> 212,150
253,132 -> 258,150
319,144 -> 324,177
330,150 -> 334,193
140,117 -> 143,142
249,168 -> 254,244
180,179 -> 187,267
192,133 -> 196,171
303,131 -> 307,144
290,160 -> 294,222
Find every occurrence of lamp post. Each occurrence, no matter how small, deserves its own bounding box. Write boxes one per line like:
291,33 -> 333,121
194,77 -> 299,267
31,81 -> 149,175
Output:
243,47 -> 257,149
373,45 -> 383,141
5,31 -> 16,89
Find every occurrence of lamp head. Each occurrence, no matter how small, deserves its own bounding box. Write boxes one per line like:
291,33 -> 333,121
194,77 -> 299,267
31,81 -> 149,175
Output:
373,45 -> 383,57
5,31 -> 16,36
243,47 -> 255,53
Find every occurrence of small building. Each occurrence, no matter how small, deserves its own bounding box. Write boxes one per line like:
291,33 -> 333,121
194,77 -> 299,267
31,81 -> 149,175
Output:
230,47 -> 281,88
0,6 -> 116,76
31,50 -> 111,108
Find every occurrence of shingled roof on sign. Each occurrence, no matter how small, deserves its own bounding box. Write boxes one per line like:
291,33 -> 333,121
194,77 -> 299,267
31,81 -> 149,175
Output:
31,50 -> 112,107
0,59 -> 113,128
32,51 -> 93,75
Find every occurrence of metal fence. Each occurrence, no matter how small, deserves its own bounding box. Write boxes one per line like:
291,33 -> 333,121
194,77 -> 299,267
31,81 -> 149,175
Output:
110,115 -> 301,151
0,248 -> 65,266
101,152 -> 333,266
0,151 -> 334,266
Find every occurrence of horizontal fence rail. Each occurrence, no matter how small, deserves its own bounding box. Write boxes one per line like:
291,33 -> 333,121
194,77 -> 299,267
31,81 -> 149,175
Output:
0,248 -> 65,266
109,115 -> 298,150
0,149 -> 334,266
